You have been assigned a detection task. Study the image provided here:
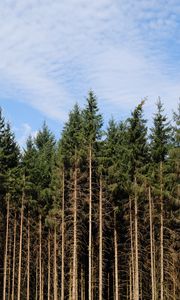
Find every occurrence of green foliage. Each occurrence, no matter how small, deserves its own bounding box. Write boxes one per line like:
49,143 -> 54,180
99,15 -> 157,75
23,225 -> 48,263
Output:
105,119 -> 129,194
23,123 -> 56,215
0,108 -> 20,202
82,90 -> 103,145
150,99 -> 171,163
59,103 -> 83,165
127,100 -> 149,178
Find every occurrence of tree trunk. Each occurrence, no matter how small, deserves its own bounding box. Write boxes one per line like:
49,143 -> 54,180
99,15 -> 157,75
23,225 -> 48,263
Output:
36,257 -> 38,300
160,162 -> 164,300
61,168 -> 65,300
48,230 -> 51,300
134,178 -> 139,300
54,226 -> 58,300
27,213 -> 30,300
3,196 -> 9,300
114,211 -> 119,300
130,262 -> 132,300
149,187 -> 155,300
11,212 -> 17,300
72,167 -> 77,300
99,177 -> 103,300
42,262 -> 44,300
39,214 -> 42,300
130,197 -> 135,300
17,190 -> 24,300
89,146 -> 92,300
7,223 -> 12,300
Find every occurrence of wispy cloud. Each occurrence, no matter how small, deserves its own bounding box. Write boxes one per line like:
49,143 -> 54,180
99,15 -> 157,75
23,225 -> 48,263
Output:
15,123 -> 38,149
0,0 -> 180,121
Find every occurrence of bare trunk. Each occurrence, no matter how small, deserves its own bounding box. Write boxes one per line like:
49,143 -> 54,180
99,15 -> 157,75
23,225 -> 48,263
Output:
130,197 -> 135,300
72,167 -> 77,300
54,226 -> 58,300
149,187 -> 155,300
61,169 -> 65,300
27,213 -> 30,300
48,230 -> 51,300
114,211 -> 119,300
17,191 -> 24,300
89,146 -> 92,300
36,257 -> 38,300
39,214 -> 42,300
134,177 -> 139,300
152,201 -> 157,299
99,177 -> 103,300
130,263 -> 132,300
42,263 -> 44,300
8,226 -> 12,300
3,197 -> 9,300
160,162 -> 164,300
11,212 -> 17,300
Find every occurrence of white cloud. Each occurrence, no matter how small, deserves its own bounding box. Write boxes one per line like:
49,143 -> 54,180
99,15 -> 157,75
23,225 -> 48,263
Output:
16,123 -> 38,148
0,0 -> 179,121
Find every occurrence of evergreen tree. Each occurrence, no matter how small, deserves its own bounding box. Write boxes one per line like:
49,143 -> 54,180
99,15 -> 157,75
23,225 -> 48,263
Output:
82,90 -> 103,145
127,100 -> 149,180
0,108 -> 20,200
82,91 -> 103,300
150,99 -> 171,163
60,103 -> 83,165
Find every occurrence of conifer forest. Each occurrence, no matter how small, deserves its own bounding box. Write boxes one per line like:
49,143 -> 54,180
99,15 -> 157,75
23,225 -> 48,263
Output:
0,91 -> 179,300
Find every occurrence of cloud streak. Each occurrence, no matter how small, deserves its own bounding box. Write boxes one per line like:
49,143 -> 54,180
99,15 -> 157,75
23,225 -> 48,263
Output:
0,0 -> 180,122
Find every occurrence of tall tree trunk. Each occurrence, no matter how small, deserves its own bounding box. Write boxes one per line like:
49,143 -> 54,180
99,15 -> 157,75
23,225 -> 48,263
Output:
129,262 -> 132,300
11,212 -> 17,300
134,178 -> 139,300
99,177 -> 103,300
17,190 -> 24,300
39,214 -> 42,300
3,196 -> 9,300
7,222 -> 12,300
27,213 -> 30,300
69,261 -> 72,300
114,211 -> 119,300
149,187 -> 155,300
130,197 -> 135,300
89,146 -> 92,300
72,167 -> 77,300
61,168 -> 65,300
48,230 -> 51,300
36,257 -> 38,300
153,201 -> 157,300
42,262 -> 44,300
54,226 -> 58,300
160,161 -> 164,300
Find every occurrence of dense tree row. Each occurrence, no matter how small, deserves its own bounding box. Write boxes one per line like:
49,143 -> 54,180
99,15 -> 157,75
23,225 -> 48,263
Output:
0,92 -> 179,300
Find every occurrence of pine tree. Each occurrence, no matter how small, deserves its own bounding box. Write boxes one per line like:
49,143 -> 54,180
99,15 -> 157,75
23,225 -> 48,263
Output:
0,109 -> 20,201
59,103 -> 84,299
127,101 -> 149,300
82,91 -> 103,300
150,99 -> 171,163
150,99 -> 172,300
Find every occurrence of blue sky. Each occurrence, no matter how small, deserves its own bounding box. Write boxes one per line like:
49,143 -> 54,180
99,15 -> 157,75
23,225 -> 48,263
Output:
0,0 -> 180,147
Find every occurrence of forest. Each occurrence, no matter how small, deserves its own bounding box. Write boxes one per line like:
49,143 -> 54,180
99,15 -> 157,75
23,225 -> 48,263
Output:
0,91 -> 179,300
